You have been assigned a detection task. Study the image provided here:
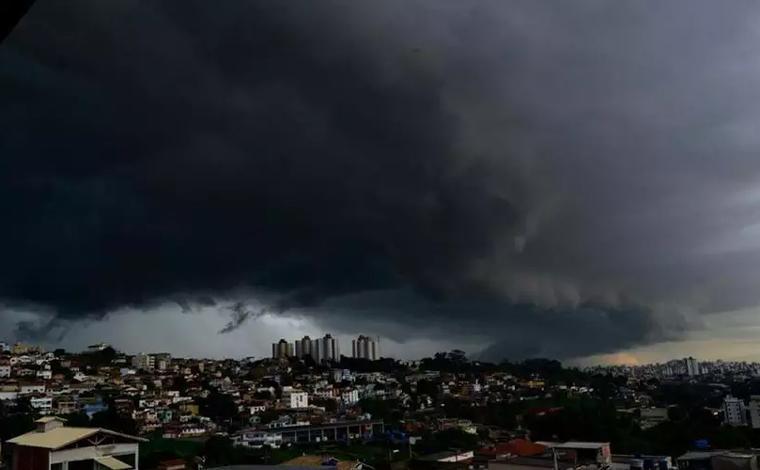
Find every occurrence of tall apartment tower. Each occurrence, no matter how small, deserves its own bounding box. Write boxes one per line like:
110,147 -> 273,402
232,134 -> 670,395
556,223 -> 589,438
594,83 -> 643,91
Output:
749,396 -> 760,429
294,335 -> 313,359
313,334 -> 340,364
723,395 -> 747,426
352,335 -> 377,360
272,339 -> 294,359
685,357 -> 700,376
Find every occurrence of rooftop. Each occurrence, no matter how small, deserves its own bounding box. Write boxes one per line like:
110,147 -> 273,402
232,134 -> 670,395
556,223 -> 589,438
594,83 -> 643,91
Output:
8,426 -> 146,450
96,456 -> 132,470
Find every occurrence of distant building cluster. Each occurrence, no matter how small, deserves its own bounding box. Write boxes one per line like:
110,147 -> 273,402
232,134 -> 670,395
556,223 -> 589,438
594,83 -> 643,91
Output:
271,334 -> 378,362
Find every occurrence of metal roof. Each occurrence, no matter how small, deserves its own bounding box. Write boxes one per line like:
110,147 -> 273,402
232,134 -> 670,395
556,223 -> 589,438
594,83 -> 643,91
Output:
35,417 -> 67,424
7,427 -> 146,450
8,428 -> 99,449
96,456 -> 132,470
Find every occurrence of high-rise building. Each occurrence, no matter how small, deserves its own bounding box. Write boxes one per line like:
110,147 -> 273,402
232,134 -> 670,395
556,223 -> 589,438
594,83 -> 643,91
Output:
749,396 -> 760,429
352,335 -> 377,360
295,336 -> 313,359
272,339 -> 294,359
685,357 -> 700,376
132,353 -> 155,370
313,334 -> 340,364
723,395 -> 747,426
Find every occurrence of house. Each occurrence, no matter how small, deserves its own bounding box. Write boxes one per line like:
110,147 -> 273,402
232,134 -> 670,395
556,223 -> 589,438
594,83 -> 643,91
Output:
0,362 -> 11,378
19,383 -> 46,395
281,387 -> 308,409
6,416 -> 146,470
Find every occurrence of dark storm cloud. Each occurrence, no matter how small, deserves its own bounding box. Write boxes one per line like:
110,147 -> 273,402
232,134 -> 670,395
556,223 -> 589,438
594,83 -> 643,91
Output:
1,1 -> 518,320
4,0 -> 760,359
218,302 -> 265,334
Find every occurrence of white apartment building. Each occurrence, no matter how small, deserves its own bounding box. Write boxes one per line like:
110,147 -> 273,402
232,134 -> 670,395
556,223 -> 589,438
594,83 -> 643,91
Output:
0,364 -> 11,378
685,357 -> 700,376
281,387 -> 309,409
313,334 -> 340,364
724,395 -> 747,426
294,336 -> 313,359
341,389 -> 359,405
30,396 -> 53,414
132,353 -> 155,370
271,339 -> 294,359
352,335 -> 377,361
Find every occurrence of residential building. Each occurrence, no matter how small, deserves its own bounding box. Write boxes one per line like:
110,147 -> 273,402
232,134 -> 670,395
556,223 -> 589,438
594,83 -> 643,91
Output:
351,335 -> 377,361
750,396 -> 760,429
723,395 -> 747,426
154,353 -> 172,371
313,334 -> 340,364
341,389 -> 359,405
685,357 -> 700,376
281,386 -> 309,409
132,353 -> 155,371
0,362 -> 11,378
294,336 -> 313,360
30,397 -> 54,414
271,339 -> 294,359
6,416 -> 146,470
20,383 -> 46,395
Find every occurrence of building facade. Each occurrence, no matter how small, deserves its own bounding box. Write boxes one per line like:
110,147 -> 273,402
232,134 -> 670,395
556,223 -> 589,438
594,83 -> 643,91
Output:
131,354 -> 155,371
294,336 -> 313,360
271,339 -> 294,359
723,395 -> 747,426
749,396 -> 760,429
685,357 -> 700,376
281,387 -> 309,409
351,335 -> 377,361
7,417 -> 145,470
313,334 -> 340,364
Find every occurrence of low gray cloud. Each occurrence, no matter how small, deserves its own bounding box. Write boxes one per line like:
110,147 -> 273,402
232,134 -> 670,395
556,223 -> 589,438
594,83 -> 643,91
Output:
3,1 -> 760,360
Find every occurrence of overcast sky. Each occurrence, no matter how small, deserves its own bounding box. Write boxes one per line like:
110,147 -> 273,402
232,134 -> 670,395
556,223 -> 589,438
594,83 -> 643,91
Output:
4,1 -> 760,364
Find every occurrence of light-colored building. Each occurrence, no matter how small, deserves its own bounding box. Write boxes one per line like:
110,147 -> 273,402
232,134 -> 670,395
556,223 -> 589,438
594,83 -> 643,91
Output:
281,387 -> 309,409
0,363 -> 11,378
131,353 -> 155,370
341,389 -> 359,405
271,339 -> 294,359
30,397 -> 54,414
748,396 -> 760,429
154,353 -> 171,371
235,430 -> 283,448
723,395 -> 747,426
6,416 -> 146,470
294,336 -> 313,359
20,383 -> 46,395
313,334 -> 340,364
352,335 -> 377,361
685,357 -> 700,376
